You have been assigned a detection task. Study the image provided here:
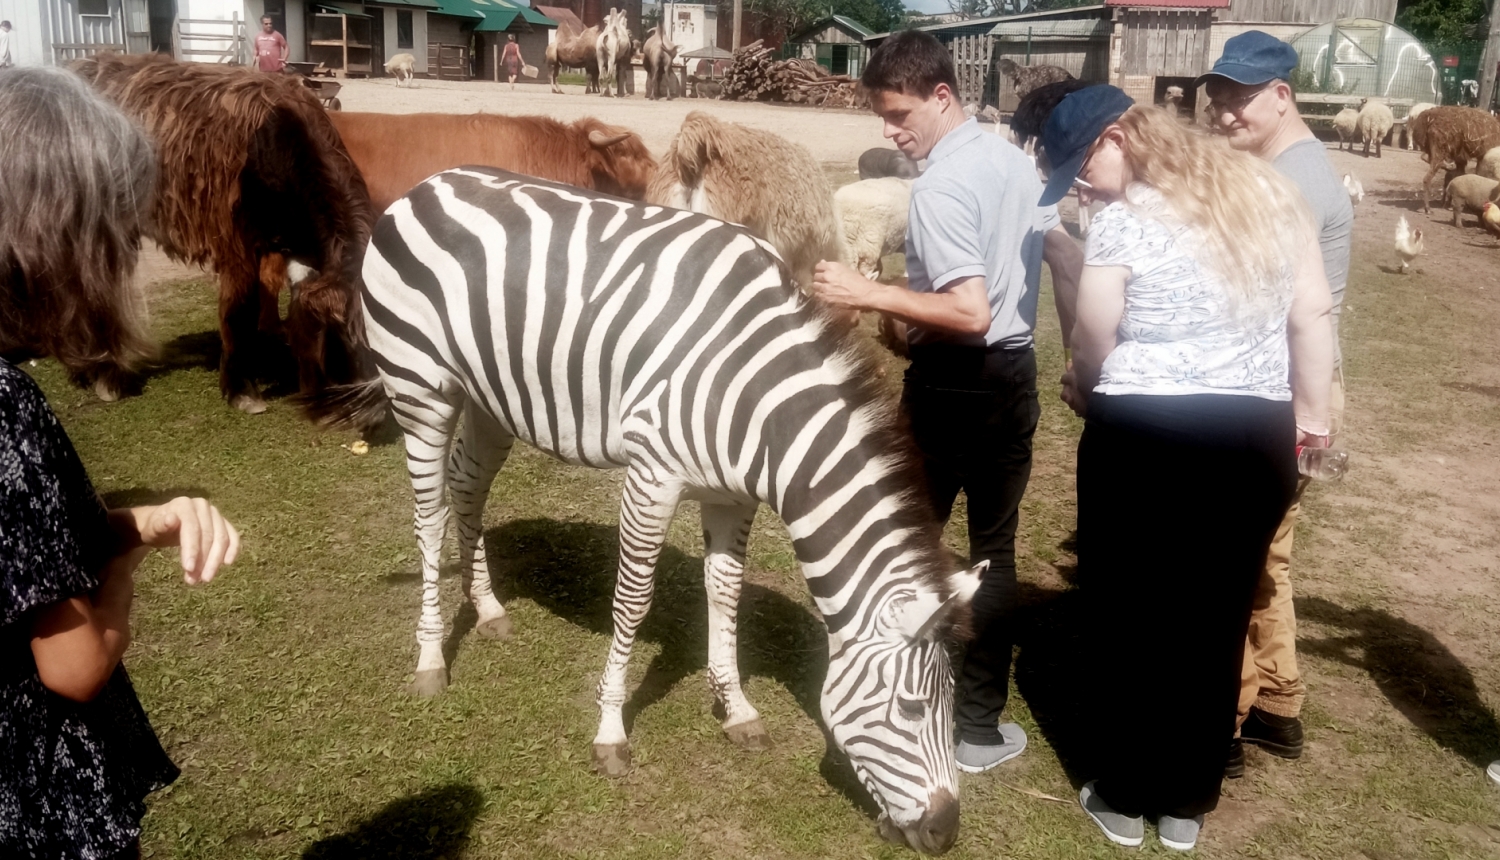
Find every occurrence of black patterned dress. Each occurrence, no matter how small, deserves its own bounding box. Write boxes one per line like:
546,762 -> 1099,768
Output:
0,359 -> 178,859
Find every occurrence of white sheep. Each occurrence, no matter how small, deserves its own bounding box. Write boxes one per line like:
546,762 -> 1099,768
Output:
385,52 -> 416,87
1477,145 -> 1500,180
1404,101 -> 1435,150
1333,108 -> 1359,152
1357,98 -> 1394,158
1446,173 -> 1500,227
834,177 -> 912,281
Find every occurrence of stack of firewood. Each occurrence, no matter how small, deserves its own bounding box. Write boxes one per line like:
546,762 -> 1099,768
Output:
720,40 -> 869,110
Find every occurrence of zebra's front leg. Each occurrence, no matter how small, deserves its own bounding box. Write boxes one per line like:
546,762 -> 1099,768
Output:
701,501 -> 770,751
592,467 -> 683,777
450,408 -> 516,640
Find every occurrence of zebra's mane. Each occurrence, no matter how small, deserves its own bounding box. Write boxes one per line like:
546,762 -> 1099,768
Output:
808,302 -> 976,643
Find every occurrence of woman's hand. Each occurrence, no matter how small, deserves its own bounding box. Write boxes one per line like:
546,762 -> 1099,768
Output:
119,498 -> 241,584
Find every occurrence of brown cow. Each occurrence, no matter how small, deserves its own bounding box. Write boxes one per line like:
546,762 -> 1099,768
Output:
327,111 -> 657,213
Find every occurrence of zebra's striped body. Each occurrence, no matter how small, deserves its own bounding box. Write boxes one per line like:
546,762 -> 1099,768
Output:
360,168 -> 980,852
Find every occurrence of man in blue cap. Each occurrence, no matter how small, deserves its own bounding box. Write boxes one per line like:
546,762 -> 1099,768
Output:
1198,29 -> 1351,780
811,28 -> 1083,776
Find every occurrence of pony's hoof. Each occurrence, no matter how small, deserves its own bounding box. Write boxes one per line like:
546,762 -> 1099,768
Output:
92,378 -> 121,403
408,668 -> 449,697
591,743 -> 632,776
231,393 -> 267,415
475,614 -> 513,640
723,718 -> 772,751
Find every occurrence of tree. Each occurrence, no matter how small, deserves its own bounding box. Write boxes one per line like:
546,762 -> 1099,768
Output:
1397,0 -> 1488,48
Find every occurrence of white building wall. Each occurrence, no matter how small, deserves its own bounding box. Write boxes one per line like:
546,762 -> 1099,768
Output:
0,0 -> 48,65
664,2 -> 713,53
381,5 -> 426,73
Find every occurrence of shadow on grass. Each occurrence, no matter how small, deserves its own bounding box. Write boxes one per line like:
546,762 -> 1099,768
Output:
302,782 -> 483,860
1297,596 -> 1500,767
148,329 -> 301,397
476,517 -> 877,818
1012,581 -> 1097,787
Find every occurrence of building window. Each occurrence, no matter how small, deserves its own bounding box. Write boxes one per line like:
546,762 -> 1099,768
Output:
79,0 -> 110,16
397,10 -> 414,49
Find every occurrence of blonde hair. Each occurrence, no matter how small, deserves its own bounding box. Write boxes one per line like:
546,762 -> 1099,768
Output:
1113,105 -> 1312,317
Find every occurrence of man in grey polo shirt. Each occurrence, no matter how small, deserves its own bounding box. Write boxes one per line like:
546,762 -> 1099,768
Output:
812,29 -> 1081,774
1198,30 -> 1352,778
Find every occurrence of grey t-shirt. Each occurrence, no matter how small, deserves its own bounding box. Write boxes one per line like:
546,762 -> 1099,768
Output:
1273,138 -> 1353,366
905,119 -> 1060,349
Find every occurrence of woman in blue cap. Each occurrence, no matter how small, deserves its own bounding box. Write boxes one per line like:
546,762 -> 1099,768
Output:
1040,85 -> 1334,850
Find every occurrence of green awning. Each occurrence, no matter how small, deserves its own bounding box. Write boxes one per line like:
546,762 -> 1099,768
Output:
364,0 -> 441,9
429,0 -> 556,31
315,2 -> 372,16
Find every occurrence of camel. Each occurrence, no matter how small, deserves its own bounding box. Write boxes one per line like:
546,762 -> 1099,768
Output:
642,23 -> 679,101
597,8 -> 631,98
546,24 -> 601,94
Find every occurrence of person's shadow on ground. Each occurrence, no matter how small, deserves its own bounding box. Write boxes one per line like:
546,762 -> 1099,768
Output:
302,782 -> 483,859
1296,596 -> 1500,767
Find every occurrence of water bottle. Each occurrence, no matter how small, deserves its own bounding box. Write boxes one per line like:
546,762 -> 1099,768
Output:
1296,446 -> 1348,481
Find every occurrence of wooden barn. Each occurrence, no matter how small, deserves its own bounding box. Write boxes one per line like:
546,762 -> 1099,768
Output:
784,14 -> 873,78
1106,0 -> 1399,113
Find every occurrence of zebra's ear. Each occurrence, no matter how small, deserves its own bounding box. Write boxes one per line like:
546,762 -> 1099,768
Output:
896,561 -> 986,643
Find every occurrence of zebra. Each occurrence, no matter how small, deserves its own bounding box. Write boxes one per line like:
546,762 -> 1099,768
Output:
315,167 -> 983,854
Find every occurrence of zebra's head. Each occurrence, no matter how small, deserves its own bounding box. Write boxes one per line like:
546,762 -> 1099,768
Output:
822,563 -> 985,855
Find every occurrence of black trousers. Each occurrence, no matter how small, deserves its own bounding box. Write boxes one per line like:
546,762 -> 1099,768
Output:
903,343 -> 1039,744
1077,393 -> 1297,819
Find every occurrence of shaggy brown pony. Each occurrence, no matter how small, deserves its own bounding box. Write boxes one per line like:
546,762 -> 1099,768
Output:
73,52 -> 375,414
1409,106 -> 1500,214
0,67 -> 156,400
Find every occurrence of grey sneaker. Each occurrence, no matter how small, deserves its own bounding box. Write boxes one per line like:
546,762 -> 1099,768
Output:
1158,814 -> 1204,851
1488,761 -> 1500,785
1079,781 -> 1144,847
955,722 -> 1028,773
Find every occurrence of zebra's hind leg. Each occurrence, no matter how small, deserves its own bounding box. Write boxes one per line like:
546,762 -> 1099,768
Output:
701,501 -> 771,751
395,390 -> 464,697
449,407 -> 516,640
592,466 -> 684,777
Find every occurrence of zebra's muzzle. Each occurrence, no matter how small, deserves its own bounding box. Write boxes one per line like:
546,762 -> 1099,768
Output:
877,788 -> 960,855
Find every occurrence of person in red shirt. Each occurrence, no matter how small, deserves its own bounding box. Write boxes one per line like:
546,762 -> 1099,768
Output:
254,16 -> 288,72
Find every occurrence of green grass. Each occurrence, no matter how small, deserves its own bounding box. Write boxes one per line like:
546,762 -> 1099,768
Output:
23,222 -> 1500,858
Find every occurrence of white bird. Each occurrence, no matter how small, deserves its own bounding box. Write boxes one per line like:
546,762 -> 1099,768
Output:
1395,215 -> 1423,273
1343,173 -> 1364,205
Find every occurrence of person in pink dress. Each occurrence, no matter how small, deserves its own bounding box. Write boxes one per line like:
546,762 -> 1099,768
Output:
254,16 -> 288,73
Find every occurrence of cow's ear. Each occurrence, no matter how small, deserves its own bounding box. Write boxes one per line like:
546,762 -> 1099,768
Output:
588,130 -> 631,149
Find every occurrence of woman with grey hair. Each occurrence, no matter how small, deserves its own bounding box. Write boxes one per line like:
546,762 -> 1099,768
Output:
0,67 -> 241,860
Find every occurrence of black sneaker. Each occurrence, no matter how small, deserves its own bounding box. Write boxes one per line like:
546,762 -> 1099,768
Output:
1225,738 -> 1245,779
1240,707 -> 1304,759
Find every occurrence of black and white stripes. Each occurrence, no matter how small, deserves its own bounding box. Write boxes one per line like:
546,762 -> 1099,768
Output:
362,168 -> 980,853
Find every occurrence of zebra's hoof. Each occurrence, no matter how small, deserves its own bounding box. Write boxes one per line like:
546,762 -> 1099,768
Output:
723,718 -> 772,751
591,743 -> 632,776
408,668 -> 449,697
231,393 -> 267,415
475,614 -> 513,640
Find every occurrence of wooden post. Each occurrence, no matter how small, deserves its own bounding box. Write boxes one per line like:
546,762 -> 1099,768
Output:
1480,0 -> 1500,111
732,0 -> 741,50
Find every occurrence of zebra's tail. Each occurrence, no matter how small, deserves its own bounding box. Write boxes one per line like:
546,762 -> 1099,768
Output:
297,378 -> 389,432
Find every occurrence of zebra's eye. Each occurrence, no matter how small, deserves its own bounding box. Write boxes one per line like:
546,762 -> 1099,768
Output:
897,697 -> 926,722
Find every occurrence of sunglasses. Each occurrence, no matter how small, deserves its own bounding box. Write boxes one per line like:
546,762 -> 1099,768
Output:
1207,84 -> 1273,116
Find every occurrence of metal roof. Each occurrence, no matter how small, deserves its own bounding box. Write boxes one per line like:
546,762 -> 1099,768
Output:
429,0 -> 556,30
680,45 -> 734,59
1104,0 -> 1228,7
788,14 -> 876,43
867,5 -> 1107,42
991,18 -> 1110,39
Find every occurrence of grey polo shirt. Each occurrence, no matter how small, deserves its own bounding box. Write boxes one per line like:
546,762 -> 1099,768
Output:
1273,138 -> 1353,367
905,118 -> 1060,349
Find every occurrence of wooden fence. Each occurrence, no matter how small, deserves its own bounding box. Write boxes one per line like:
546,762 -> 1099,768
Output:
950,34 -> 994,108
175,14 -> 249,65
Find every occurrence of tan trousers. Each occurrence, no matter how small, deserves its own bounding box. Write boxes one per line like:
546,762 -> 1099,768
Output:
1237,368 -> 1344,723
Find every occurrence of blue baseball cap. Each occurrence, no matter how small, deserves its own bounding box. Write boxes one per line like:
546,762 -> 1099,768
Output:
1038,85 -> 1135,207
1196,30 -> 1299,88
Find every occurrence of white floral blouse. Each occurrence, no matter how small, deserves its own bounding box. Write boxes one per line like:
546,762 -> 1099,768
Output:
1084,184 -> 1292,401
